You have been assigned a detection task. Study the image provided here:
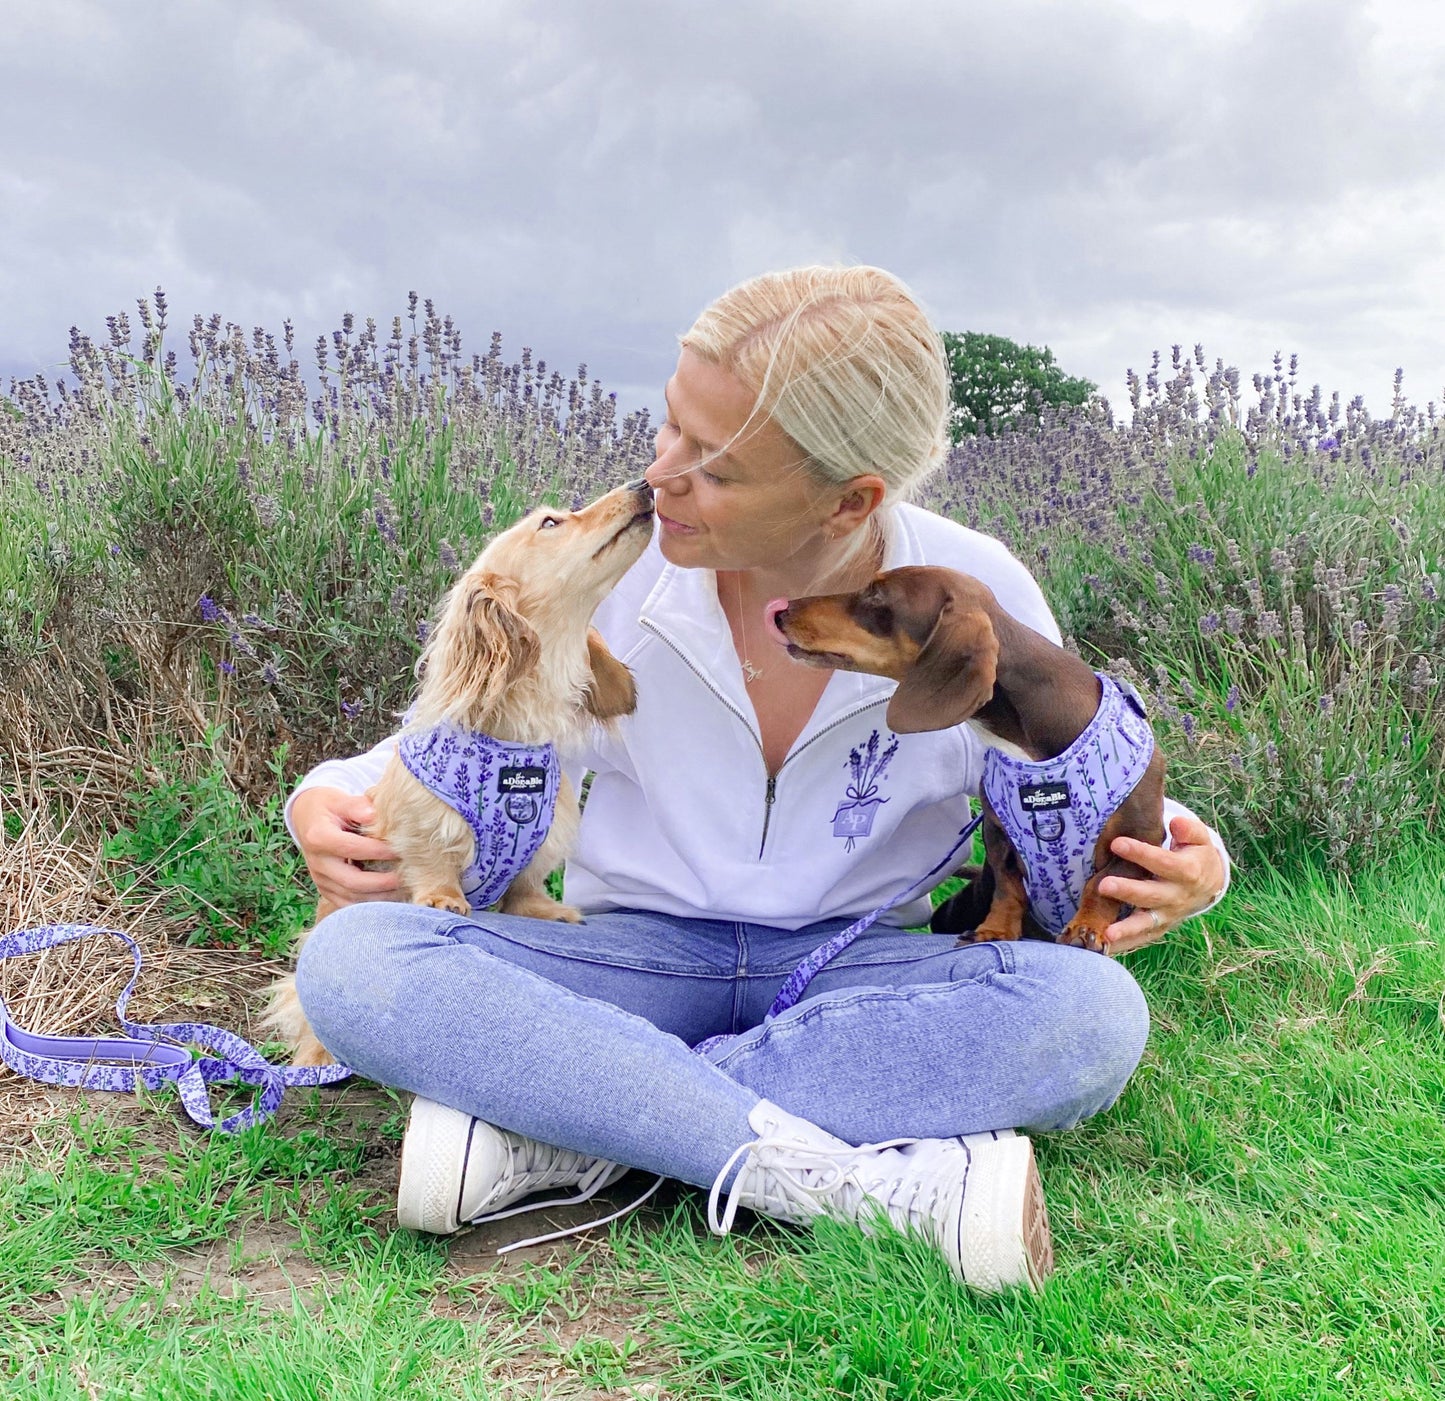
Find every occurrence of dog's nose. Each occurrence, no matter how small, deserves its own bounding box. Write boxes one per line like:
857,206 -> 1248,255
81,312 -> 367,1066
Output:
624,478 -> 650,493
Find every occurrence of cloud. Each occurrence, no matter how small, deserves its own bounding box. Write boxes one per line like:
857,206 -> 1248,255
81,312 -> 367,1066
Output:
1,0 -> 1441,420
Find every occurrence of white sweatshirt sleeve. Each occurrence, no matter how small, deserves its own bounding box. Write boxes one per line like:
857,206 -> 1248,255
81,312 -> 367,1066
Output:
283,734 -> 397,845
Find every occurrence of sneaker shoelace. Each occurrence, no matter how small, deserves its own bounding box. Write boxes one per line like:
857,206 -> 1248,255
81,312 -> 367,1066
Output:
470,1135 -> 665,1255
848,1139 -> 966,1237
490,1174 -> 665,1255
707,1133 -> 957,1238
474,1142 -> 622,1224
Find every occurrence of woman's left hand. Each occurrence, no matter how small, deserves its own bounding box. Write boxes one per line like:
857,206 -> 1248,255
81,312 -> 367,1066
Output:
1096,813 -> 1227,956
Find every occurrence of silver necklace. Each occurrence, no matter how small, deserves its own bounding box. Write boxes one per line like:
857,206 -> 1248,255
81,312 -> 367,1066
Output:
735,573 -> 762,684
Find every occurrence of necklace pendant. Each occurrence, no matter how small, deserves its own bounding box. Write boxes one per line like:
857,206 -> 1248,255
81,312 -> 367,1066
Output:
741,658 -> 762,684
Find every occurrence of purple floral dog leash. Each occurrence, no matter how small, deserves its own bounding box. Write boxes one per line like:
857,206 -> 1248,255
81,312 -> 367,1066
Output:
0,923 -> 351,1133
693,811 -> 984,1057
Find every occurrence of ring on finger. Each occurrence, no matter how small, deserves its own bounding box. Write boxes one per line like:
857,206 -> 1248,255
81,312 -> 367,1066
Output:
1149,909 -> 1164,932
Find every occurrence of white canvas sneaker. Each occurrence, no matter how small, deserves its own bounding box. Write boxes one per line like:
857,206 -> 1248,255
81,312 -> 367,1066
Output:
708,1102 -> 1054,1293
396,1096 -> 631,1236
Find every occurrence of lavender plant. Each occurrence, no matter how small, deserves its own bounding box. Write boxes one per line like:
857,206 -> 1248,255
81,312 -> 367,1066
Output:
924,345 -> 1444,870
0,292 -> 654,787
2,309 -> 1439,873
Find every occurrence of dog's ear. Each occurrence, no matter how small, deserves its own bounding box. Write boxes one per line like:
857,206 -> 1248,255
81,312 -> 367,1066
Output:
885,601 -> 998,734
469,571 -> 542,690
583,628 -> 637,719
423,570 -> 541,719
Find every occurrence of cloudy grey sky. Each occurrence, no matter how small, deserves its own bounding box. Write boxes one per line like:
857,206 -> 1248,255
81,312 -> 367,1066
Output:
3,0 -> 1442,421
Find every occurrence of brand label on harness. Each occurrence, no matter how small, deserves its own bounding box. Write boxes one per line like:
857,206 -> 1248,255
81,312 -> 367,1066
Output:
1019,781 -> 1071,812
499,766 -> 548,795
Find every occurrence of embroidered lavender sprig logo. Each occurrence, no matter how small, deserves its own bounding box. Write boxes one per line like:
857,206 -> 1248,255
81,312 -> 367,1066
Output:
832,730 -> 900,850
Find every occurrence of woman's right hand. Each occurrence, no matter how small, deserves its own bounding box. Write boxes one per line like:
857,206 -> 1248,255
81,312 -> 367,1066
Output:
291,787 -> 401,911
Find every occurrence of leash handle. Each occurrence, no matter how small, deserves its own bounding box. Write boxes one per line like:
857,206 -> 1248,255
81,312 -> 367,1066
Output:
0,924 -> 350,1133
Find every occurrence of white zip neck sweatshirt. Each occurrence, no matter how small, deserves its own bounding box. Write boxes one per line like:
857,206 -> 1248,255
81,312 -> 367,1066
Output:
288,503 -> 1229,930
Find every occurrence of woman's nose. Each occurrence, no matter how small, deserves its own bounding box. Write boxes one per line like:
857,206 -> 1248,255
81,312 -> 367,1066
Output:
644,455 -> 688,495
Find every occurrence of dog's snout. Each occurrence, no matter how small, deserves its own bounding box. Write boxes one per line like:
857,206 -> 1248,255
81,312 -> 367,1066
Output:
625,480 -> 656,527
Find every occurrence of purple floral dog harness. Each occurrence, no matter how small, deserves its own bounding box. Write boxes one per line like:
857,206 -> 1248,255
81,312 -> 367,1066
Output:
980,672 -> 1155,937
396,721 -> 561,911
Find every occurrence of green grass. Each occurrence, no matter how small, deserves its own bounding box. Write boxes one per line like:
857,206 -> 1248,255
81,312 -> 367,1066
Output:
604,843 -> 1445,1400
4,841 -> 1442,1399
102,729 -> 315,955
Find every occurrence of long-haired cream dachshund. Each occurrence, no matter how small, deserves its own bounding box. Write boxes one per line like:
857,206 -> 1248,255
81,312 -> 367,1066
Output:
264,481 -> 655,1066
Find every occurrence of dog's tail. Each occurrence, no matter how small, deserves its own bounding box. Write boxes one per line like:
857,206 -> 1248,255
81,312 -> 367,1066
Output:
259,969 -> 337,1068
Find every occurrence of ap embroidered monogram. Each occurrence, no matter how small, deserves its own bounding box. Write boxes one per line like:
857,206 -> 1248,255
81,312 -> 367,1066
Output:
831,730 -> 900,851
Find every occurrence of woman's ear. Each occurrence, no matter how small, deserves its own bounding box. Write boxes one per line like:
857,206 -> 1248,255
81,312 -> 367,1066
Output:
884,603 -> 999,733
583,628 -> 638,720
823,474 -> 887,538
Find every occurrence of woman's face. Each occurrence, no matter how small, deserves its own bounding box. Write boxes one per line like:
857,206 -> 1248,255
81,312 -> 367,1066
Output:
644,349 -> 840,574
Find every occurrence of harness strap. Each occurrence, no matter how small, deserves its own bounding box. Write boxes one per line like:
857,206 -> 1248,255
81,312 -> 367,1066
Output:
0,924 -> 351,1133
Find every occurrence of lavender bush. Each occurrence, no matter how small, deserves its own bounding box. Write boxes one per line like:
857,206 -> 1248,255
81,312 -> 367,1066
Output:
0,292 -> 654,789
3,307 -> 1440,873
925,345 -> 1444,869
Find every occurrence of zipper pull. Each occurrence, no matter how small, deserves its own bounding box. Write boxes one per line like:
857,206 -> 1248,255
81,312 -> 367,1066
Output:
758,773 -> 778,858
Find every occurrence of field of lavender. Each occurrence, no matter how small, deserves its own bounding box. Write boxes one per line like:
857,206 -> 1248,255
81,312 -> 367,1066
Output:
3,299 -> 1439,883
2,297 -> 1443,1399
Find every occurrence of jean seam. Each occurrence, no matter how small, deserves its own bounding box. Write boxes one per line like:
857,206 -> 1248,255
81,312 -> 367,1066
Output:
731,923 -> 749,1032
708,957 -> 1018,1073
435,916 -> 733,980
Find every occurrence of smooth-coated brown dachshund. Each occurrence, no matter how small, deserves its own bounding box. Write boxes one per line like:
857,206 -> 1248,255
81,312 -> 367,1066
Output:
766,566 -> 1165,953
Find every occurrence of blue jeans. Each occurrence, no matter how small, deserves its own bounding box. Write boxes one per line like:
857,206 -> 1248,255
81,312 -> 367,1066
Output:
295,904 -> 1150,1189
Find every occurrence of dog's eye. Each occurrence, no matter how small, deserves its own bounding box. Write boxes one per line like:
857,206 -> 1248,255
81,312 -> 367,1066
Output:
860,602 -> 894,635
537,516 -> 563,530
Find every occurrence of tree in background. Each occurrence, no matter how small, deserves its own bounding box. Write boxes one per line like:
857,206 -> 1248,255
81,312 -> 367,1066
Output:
942,331 -> 1096,440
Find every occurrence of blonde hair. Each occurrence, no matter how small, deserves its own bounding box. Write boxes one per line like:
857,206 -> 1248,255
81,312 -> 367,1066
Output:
680,265 -> 950,508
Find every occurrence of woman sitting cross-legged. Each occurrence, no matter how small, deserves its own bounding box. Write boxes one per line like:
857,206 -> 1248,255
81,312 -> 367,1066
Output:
287,265 -> 1229,1293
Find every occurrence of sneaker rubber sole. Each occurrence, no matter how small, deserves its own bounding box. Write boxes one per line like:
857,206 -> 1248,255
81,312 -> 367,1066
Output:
955,1133 -> 1055,1292
396,1097 -> 477,1235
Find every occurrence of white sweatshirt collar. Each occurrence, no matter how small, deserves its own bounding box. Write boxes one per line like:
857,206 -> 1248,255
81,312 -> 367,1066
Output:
635,505 -> 925,743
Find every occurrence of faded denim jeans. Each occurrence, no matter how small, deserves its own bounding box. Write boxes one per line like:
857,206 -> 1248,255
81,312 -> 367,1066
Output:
296,903 -> 1150,1188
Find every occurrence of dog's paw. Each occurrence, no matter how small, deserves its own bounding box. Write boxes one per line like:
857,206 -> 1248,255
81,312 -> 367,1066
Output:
418,892 -> 470,915
1059,919 -> 1107,952
968,923 -> 1022,944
